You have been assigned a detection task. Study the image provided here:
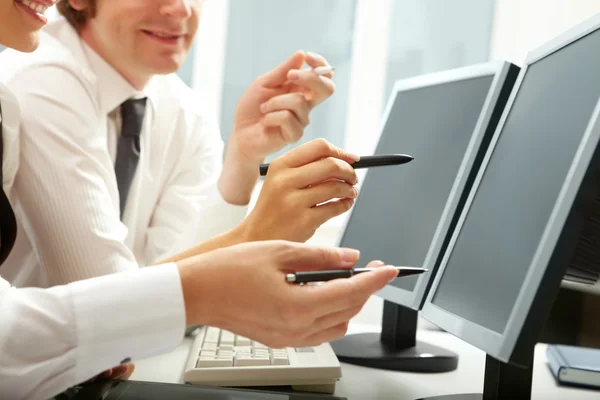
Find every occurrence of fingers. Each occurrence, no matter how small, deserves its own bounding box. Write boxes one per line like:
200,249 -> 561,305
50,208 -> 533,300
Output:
313,304 -> 363,333
121,363 -> 135,380
310,198 -> 356,223
262,110 -> 304,143
302,322 -> 350,347
287,69 -> 335,108
259,51 -> 306,88
276,243 -> 361,270
304,264 -> 397,316
275,138 -> 359,172
292,156 -> 358,189
305,52 -> 334,78
261,93 -> 310,126
299,180 -> 358,207
287,51 -> 335,108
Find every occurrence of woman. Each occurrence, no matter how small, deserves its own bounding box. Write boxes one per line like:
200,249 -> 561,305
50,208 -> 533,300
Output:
0,2 -> 398,398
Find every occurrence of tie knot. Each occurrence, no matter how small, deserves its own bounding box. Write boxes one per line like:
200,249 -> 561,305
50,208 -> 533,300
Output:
121,98 -> 147,138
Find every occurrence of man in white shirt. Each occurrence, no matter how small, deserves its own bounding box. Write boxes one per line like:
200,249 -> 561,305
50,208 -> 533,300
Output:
0,2 -> 400,398
0,0 -> 359,288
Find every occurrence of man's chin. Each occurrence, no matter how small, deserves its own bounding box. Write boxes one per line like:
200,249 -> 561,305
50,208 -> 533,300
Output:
147,61 -> 184,76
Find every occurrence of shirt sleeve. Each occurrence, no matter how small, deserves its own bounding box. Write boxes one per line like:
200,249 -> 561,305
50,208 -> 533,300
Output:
144,113 -> 249,264
0,263 -> 185,400
7,64 -> 140,285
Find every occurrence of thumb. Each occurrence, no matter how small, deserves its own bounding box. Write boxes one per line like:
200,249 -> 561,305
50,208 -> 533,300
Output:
259,51 -> 306,88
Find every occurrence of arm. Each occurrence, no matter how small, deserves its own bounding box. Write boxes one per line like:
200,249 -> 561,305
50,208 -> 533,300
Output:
8,65 -> 139,284
144,114 -> 248,264
0,265 -> 185,400
0,241 -> 395,399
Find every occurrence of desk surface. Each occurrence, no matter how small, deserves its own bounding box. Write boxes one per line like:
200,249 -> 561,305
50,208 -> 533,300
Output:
130,323 -> 598,399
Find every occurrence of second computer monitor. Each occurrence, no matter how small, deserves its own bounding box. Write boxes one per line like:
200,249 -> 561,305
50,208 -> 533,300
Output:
338,61 -> 518,311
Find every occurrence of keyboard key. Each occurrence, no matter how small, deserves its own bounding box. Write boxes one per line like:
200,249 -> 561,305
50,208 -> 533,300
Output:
271,355 -> 290,365
205,327 -> 221,343
235,336 -> 251,346
221,330 -> 235,345
202,343 -> 218,351
235,357 -> 271,367
200,350 -> 216,357
235,346 -> 252,354
197,357 -> 234,368
295,347 -> 315,353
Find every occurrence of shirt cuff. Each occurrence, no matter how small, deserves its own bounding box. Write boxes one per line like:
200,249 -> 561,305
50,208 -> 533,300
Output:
193,184 -> 249,243
68,263 -> 185,384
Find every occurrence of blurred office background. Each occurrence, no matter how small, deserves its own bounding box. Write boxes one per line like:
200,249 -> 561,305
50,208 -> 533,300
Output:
2,0 -> 600,325
4,0 -> 600,240
4,0 -> 600,241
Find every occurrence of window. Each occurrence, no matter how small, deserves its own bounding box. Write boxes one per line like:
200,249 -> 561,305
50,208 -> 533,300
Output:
217,0 -> 358,162
188,0 -> 496,234
384,0 -> 496,99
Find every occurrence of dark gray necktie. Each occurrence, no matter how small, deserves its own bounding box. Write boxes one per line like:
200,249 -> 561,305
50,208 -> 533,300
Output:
115,98 -> 147,219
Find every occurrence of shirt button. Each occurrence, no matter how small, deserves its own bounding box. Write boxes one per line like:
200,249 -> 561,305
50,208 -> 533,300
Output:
121,357 -> 131,364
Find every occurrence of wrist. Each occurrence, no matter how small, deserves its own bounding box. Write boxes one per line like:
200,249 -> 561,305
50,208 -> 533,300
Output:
218,138 -> 262,205
177,258 -> 220,328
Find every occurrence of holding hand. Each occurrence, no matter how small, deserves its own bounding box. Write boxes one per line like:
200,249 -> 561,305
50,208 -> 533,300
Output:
241,139 -> 360,243
85,363 -> 135,384
230,50 -> 336,163
177,241 -> 397,348
219,51 -> 336,205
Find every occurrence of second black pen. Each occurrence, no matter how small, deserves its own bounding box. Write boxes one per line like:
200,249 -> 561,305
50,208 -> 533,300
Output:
285,266 -> 427,284
259,154 -> 414,176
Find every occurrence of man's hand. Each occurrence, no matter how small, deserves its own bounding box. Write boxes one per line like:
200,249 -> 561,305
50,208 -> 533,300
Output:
239,138 -> 360,243
219,51 -> 336,205
85,364 -> 135,384
231,50 -> 335,161
177,241 -> 397,348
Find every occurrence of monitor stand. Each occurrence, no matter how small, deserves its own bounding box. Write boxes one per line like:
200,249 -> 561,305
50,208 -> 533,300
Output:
330,301 -> 458,372
416,350 -> 534,400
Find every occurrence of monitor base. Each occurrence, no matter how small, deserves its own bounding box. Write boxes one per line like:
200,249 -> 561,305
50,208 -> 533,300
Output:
330,332 -> 458,372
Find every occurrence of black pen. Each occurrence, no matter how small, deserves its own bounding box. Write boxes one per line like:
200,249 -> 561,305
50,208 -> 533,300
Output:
285,266 -> 428,284
259,154 -> 414,176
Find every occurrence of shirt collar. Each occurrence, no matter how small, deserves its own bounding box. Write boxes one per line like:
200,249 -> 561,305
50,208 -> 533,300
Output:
81,41 -> 159,116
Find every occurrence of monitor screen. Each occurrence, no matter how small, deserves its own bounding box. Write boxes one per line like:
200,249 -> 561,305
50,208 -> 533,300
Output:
431,29 -> 600,334
339,75 -> 494,294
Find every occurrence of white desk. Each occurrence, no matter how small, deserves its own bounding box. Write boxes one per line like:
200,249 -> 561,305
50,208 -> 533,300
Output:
130,323 -> 598,399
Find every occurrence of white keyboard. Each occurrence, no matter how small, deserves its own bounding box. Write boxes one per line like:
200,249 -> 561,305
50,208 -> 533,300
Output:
183,326 -> 342,393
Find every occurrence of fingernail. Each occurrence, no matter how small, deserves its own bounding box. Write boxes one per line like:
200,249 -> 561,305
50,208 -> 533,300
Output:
289,70 -> 299,80
349,153 -> 360,162
385,266 -> 399,282
340,248 -> 360,263
372,260 -> 385,267
306,51 -> 320,61
352,187 -> 359,198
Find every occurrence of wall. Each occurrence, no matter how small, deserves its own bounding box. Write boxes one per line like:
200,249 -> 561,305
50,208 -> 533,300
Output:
490,0 -> 600,65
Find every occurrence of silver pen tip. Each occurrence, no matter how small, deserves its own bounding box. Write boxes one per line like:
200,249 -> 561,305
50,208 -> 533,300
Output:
285,274 -> 296,283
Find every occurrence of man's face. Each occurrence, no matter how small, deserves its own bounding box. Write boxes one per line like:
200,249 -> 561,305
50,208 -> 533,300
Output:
82,0 -> 202,84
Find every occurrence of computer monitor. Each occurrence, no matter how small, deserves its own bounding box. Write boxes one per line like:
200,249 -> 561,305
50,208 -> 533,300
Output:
330,60 -> 520,372
421,12 -> 600,400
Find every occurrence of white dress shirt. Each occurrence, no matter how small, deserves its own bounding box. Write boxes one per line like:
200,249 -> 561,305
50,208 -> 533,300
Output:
0,18 -> 248,287
0,82 -> 186,400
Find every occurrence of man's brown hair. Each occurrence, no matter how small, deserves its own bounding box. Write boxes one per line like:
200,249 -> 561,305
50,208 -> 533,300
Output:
56,0 -> 98,31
